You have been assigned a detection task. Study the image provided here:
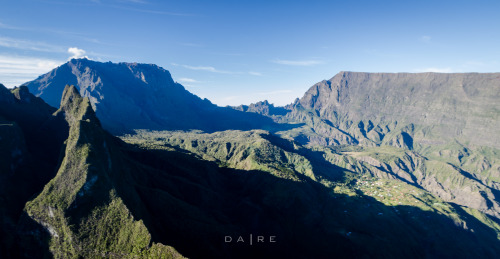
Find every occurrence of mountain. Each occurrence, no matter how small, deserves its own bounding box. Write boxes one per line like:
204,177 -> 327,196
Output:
23,59 -> 280,134
275,71 -> 500,148
233,100 -> 288,116
4,65 -> 500,258
0,84 -> 68,258
235,72 -> 500,220
3,84 -> 500,258
121,128 -> 500,258
0,84 -> 184,258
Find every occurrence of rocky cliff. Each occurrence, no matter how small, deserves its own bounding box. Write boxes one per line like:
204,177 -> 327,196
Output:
24,59 -> 279,134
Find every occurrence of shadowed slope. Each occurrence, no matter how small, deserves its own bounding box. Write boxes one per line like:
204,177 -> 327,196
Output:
24,59 -> 286,134
121,129 -> 500,258
3,83 -> 500,258
0,84 -> 67,258
22,85 -> 183,258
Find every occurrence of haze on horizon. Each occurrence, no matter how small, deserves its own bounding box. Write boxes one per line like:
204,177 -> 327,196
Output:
1,0 -> 499,106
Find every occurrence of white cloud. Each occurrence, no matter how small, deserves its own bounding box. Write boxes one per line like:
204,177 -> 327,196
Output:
184,65 -> 219,72
0,55 -> 62,87
248,71 -> 262,76
271,59 -> 324,66
68,47 -> 88,59
420,35 -> 431,43
178,77 -> 199,83
0,22 -> 26,30
172,63 -> 232,74
414,67 -> 453,73
0,36 -> 65,53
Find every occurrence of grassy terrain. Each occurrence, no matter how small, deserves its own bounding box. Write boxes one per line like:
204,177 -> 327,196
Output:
21,86 -> 183,258
120,129 -> 500,258
3,82 -> 500,258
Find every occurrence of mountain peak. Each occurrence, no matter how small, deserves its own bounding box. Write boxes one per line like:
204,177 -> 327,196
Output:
24,59 -> 278,134
58,85 -> 99,126
60,85 -> 80,105
296,71 -> 500,148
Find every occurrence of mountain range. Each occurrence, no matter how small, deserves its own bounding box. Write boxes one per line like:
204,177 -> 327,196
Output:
1,59 -> 500,258
23,59 -> 280,134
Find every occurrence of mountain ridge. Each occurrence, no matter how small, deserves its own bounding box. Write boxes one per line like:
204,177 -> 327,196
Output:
3,64 -> 500,258
294,71 -> 500,148
23,59 -> 282,135
234,71 -> 500,220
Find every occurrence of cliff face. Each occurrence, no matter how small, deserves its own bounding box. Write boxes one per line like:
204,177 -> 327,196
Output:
4,69 -> 500,258
295,72 -> 500,148
236,72 -> 500,222
23,59 -> 278,134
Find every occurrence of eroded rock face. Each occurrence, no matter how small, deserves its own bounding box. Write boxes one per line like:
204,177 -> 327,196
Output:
295,71 -> 500,149
234,72 -> 500,220
24,59 -> 278,134
3,69 -> 500,258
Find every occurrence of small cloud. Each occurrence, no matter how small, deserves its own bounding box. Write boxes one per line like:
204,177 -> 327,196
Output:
183,65 -> 219,73
68,47 -> 88,59
0,22 -> 26,30
178,77 -> 199,83
177,64 -> 232,74
420,35 -> 431,43
0,55 -> 62,87
271,59 -> 324,66
248,71 -> 262,76
0,36 -> 65,53
415,67 -> 453,73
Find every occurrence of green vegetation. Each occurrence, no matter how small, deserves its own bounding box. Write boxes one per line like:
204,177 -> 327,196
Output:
121,128 -> 500,258
21,86 -> 183,258
2,72 -> 500,258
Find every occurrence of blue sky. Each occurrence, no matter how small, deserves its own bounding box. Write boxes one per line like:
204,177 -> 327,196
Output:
1,0 -> 499,106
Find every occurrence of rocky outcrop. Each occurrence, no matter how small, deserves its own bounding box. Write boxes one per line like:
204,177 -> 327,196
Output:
23,85 -> 183,258
234,100 -> 288,116
294,71 -> 500,149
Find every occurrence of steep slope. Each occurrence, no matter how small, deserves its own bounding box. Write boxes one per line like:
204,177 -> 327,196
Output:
21,85 -> 183,258
3,83 -> 500,258
0,84 -> 68,258
122,129 -> 500,258
235,72 -> 500,220
291,71 -> 500,148
23,59 -> 279,134
234,100 -> 288,116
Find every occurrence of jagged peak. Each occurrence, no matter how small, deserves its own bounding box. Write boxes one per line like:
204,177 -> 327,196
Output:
12,85 -> 31,101
58,85 -> 99,126
60,85 -> 81,107
0,83 -> 11,96
260,100 -> 270,106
